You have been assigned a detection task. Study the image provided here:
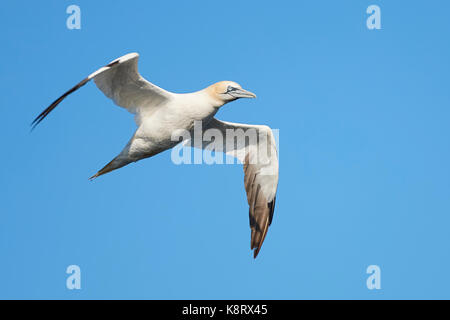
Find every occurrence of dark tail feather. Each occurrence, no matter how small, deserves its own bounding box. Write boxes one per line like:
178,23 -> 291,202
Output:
89,157 -> 130,180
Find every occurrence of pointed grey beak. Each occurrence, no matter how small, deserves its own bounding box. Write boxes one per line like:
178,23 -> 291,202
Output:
230,88 -> 257,99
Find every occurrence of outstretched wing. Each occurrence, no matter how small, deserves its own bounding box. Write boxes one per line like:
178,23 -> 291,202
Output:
32,53 -> 172,129
201,118 -> 279,258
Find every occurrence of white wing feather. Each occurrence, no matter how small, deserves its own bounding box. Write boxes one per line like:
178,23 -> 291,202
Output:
200,118 -> 279,258
32,53 -> 171,128
92,53 -> 172,119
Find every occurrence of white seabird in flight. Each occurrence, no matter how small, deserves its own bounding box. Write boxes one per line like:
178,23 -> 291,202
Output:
32,53 -> 279,258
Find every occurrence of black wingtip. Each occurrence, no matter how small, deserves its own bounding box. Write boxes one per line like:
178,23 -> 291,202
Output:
30,111 -> 47,132
30,103 -> 56,131
30,57 -> 124,132
30,122 -> 38,132
30,77 -> 90,131
31,110 -> 47,130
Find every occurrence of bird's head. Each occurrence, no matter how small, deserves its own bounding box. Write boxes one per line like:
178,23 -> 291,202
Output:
207,81 -> 256,107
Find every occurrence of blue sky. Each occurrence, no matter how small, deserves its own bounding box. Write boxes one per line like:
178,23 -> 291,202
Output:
1,0 -> 450,299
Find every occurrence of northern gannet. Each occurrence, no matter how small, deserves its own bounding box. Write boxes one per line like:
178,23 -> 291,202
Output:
32,53 -> 279,258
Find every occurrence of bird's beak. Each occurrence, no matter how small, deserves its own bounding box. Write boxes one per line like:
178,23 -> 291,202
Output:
230,88 -> 257,99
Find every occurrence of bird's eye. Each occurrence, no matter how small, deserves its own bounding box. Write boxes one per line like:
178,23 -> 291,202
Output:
227,86 -> 236,92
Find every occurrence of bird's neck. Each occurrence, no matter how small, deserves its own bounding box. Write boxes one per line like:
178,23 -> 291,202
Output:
203,86 -> 225,108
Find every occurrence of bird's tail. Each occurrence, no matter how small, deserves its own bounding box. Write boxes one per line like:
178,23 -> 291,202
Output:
89,156 -> 131,180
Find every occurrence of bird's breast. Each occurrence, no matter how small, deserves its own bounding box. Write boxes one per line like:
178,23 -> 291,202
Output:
139,97 -> 217,142
166,96 -> 218,129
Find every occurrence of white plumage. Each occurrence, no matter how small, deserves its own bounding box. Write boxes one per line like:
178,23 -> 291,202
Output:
33,53 -> 279,258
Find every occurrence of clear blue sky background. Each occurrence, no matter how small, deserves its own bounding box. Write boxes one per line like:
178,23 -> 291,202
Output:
1,0 -> 449,299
